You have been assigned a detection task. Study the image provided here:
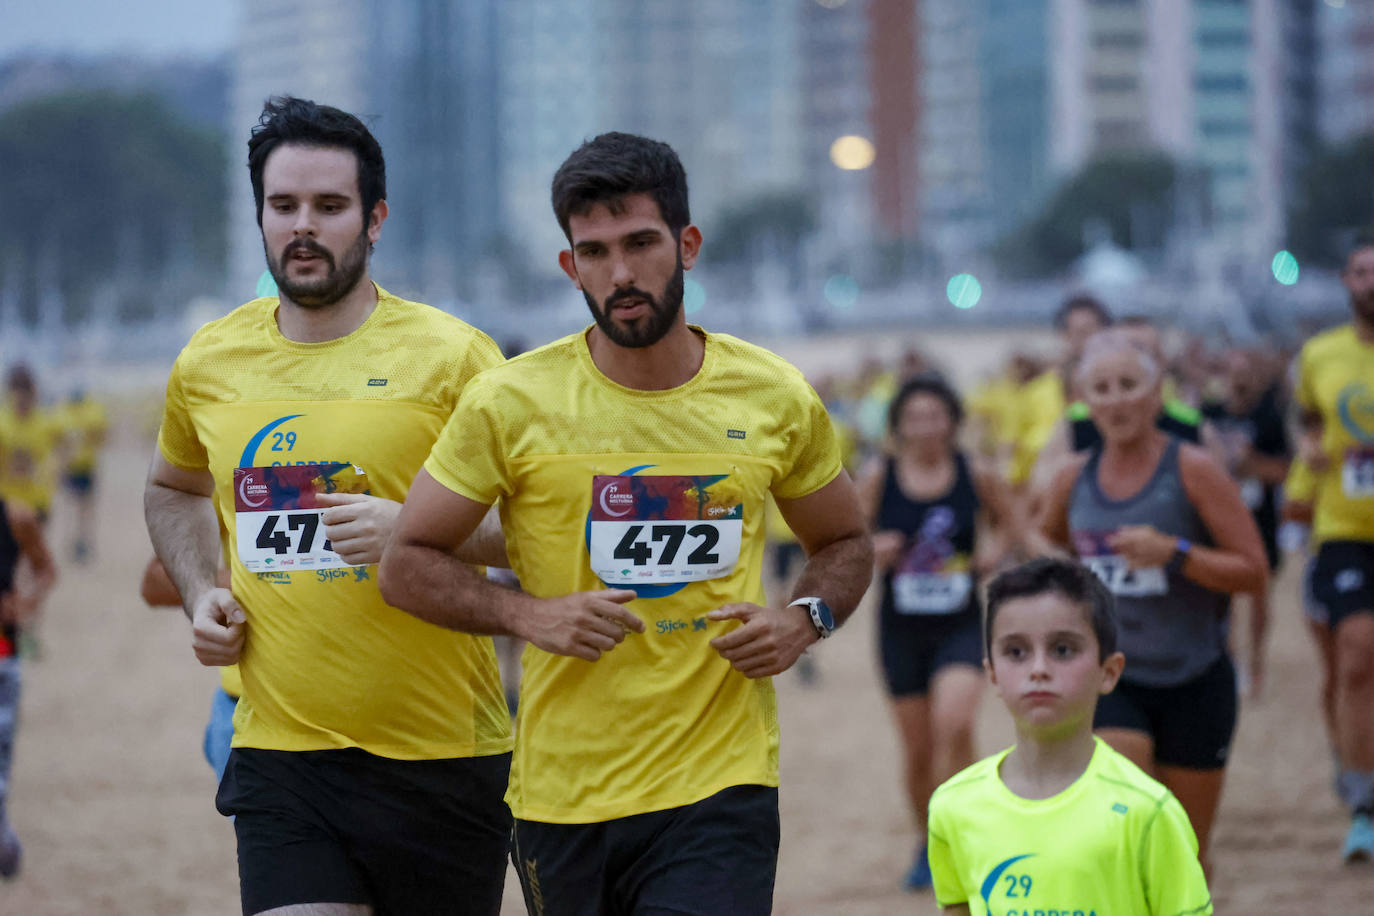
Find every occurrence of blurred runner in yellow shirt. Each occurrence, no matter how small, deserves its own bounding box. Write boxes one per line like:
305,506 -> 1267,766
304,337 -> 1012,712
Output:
58,390 -> 108,563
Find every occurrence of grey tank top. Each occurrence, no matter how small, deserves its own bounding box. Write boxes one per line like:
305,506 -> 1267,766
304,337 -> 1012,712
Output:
1068,438 -> 1228,687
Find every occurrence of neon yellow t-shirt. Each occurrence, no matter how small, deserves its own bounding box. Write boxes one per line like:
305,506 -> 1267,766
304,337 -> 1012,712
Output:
157,286 -> 512,760
0,405 -> 61,513
929,738 -> 1211,916
1009,369 -> 1065,485
424,326 -> 843,823
59,397 -> 108,474
1296,325 -> 1374,543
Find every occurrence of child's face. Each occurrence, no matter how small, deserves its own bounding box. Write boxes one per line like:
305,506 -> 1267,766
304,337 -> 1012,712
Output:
987,592 -> 1124,738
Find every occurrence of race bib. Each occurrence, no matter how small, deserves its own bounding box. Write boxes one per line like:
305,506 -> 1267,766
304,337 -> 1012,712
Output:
1084,554 -> 1167,598
234,463 -> 369,571
1342,448 -> 1374,499
893,572 -> 971,615
589,475 -> 743,585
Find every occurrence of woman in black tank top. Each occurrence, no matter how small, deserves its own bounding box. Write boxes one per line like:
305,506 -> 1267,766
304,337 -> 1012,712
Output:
857,374 -> 1018,890
1040,329 -> 1267,874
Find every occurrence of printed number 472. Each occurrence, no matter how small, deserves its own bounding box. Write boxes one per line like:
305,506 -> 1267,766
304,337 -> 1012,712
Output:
1003,874 -> 1032,898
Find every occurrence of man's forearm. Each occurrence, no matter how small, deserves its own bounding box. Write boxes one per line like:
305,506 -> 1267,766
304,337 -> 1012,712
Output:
379,543 -> 527,636
787,532 -> 872,627
453,507 -> 510,569
144,482 -> 222,620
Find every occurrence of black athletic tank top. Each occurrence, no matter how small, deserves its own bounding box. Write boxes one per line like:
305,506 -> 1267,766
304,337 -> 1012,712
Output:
0,500 -> 21,658
877,454 -> 981,618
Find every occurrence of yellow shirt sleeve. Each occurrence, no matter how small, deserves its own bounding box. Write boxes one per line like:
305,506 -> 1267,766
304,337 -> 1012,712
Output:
927,795 -> 968,908
423,373 -> 508,505
1141,794 -> 1212,916
772,380 -> 843,500
157,355 -> 209,471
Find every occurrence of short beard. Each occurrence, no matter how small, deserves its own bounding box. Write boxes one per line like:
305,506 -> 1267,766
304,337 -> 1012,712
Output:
265,231 -> 370,309
584,256 -> 684,349
1352,289 -> 1374,326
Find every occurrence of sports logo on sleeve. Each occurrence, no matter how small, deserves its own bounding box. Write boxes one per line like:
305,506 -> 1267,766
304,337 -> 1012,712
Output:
586,467 -> 742,596
234,463 -> 369,570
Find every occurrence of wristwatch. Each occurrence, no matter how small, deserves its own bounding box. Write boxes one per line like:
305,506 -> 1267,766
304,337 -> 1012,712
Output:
789,596 -> 836,639
1166,537 -> 1192,575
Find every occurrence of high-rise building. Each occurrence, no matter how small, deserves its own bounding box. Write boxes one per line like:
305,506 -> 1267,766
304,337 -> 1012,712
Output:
918,0 -> 1051,265
1048,0 -> 1317,258
1318,0 -> 1374,144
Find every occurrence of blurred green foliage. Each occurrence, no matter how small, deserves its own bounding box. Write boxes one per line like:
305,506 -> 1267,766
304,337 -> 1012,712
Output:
0,90 -> 226,322
995,153 -> 1178,277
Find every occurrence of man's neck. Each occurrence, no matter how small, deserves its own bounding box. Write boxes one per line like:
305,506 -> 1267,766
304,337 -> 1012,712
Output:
586,320 -> 705,391
277,278 -> 378,344
1000,726 -> 1097,801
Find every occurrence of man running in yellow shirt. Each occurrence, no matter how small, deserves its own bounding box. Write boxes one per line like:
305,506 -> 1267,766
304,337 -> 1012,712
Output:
144,97 -> 513,916
381,132 -> 872,915
1296,233 -> 1374,862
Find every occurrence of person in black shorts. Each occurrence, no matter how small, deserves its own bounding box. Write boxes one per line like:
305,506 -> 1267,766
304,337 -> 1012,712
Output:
1202,346 -> 1291,697
857,373 -> 1019,890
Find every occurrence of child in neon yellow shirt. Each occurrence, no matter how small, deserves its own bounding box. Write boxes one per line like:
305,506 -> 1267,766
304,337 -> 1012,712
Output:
928,557 -> 1212,915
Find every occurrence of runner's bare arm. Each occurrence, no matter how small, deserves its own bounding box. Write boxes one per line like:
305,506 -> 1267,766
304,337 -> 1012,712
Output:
775,471 -> 873,626
0,501 -> 57,625
144,453 -> 221,620
1037,456 -> 1088,555
144,452 -> 246,666
316,492 -> 508,568
943,906 -> 971,916
710,472 -> 872,678
1171,443 -> 1269,595
380,469 -> 642,661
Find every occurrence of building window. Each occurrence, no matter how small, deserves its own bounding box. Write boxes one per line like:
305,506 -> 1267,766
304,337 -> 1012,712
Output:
1196,74 -> 1248,92
1091,74 -> 1139,92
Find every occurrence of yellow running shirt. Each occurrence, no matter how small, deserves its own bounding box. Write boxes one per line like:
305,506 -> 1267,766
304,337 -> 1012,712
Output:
59,396 -> 108,475
1295,325 -> 1374,544
0,405 -> 61,514
929,738 -> 1211,916
424,327 -> 844,823
1009,369 -> 1065,486
157,287 -> 512,759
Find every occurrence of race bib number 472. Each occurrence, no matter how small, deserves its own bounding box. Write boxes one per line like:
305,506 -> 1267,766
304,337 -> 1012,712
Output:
589,474 -> 743,585
234,463 -> 369,571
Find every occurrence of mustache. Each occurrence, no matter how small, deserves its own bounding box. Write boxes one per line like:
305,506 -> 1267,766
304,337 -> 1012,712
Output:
604,287 -> 658,309
282,238 -> 335,266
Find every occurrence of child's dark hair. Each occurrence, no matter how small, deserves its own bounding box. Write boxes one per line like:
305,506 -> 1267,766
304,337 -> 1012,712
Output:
247,96 -> 387,228
984,557 -> 1118,662
551,132 -> 690,241
887,372 -> 964,433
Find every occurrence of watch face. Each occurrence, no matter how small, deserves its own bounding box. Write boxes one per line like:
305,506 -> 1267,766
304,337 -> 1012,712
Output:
814,599 -> 836,630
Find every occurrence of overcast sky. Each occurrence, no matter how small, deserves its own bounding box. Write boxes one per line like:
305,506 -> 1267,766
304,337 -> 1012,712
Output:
1,0 -> 235,59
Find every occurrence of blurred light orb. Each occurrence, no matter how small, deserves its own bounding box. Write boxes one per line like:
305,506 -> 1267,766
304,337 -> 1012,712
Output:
814,0 -> 849,7
256,270 -> 279,298
684,277 -> 707,316
824,274 -> 860,310
1324,0 -> 1345,9
1271,250 -> 1299,286
830,135 -> 875,171
946,273 -> 982,309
